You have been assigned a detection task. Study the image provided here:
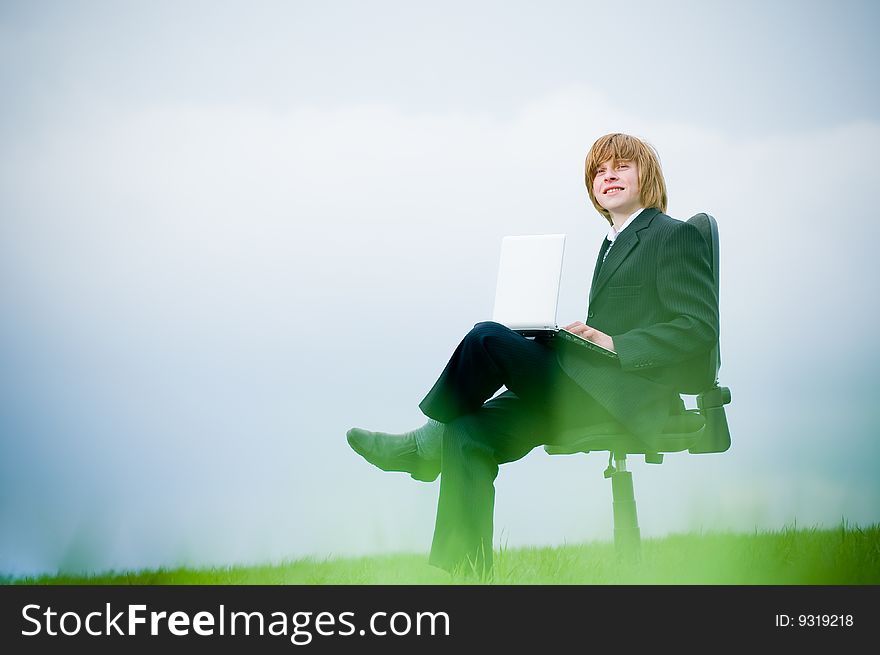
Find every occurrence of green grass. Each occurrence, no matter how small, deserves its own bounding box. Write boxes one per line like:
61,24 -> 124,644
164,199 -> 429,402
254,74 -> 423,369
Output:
10,523 -> 880,585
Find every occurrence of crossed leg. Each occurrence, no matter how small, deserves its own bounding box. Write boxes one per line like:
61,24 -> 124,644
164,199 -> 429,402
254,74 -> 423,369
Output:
419,322 -> 612,574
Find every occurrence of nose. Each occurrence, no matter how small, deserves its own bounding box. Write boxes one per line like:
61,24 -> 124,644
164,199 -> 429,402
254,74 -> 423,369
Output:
604,170 -> 618,182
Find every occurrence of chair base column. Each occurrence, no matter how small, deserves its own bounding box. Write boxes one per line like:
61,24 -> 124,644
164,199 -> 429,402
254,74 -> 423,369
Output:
610,455 -> 641,563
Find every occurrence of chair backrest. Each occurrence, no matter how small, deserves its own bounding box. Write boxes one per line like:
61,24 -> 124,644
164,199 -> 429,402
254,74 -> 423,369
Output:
685,213 -> 731,454
686,213 -> 721,387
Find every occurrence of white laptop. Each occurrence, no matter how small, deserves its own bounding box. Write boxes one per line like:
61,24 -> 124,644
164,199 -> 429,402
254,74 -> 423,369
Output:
491,234 -> 618,359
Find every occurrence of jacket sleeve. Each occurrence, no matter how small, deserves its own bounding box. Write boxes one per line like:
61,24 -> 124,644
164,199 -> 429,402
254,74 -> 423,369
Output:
613,220 -> 719,372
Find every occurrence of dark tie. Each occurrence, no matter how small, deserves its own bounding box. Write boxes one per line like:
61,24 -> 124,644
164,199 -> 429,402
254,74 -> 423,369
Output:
602,237 -> 615,263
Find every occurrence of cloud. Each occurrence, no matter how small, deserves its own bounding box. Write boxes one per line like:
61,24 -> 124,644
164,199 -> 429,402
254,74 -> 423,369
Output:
1,85 -> 878,575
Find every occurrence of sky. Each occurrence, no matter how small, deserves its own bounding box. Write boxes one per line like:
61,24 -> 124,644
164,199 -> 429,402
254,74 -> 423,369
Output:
1,0 -> 879,577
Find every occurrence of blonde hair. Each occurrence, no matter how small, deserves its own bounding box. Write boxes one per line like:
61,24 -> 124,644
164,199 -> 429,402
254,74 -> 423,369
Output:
585,133 -> 668,224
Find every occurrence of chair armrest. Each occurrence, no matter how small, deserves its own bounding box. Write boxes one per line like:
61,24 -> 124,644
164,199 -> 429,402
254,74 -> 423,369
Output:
696,386 -> 731,410
689,386 -> 732,454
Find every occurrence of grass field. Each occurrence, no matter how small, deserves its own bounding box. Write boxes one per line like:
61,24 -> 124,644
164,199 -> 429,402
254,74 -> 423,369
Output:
10,523 -> 880,585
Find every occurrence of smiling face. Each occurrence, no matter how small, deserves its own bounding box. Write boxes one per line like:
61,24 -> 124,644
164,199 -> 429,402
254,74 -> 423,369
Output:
592,158 -> 641,220
584,133 -> 668,225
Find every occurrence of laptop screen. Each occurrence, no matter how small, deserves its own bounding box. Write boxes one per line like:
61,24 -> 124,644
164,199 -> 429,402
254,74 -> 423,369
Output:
491,234 -> 565,331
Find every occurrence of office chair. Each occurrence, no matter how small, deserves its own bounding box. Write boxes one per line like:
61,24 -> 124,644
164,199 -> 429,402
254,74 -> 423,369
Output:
544,213 -> 731,562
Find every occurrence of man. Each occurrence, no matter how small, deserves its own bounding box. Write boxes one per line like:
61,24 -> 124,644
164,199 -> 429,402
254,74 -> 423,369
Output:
348,133 -> 719,576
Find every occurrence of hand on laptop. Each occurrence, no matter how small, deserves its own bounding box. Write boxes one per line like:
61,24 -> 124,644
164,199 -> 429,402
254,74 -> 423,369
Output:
563,322 -> 615,352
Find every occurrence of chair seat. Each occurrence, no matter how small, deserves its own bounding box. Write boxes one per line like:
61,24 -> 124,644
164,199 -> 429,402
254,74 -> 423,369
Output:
544,411 -> 706,456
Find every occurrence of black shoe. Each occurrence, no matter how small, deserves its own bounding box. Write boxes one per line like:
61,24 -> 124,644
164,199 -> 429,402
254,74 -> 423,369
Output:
346,428 -> 440,482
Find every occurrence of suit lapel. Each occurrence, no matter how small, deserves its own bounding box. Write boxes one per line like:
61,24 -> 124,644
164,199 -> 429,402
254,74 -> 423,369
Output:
590,208 -> 659,303
590,238 -> 611,293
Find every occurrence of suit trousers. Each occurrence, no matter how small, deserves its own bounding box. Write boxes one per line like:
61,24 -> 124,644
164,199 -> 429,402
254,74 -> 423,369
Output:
418,321 -> 614,574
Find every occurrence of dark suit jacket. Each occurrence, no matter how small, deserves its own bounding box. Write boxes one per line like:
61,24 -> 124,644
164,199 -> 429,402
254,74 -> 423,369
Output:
554,207 -> 719,443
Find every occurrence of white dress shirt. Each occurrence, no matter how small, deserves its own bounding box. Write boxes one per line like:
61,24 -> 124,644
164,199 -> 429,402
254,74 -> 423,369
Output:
602,208 -> 645,263
606,207 -> 645,243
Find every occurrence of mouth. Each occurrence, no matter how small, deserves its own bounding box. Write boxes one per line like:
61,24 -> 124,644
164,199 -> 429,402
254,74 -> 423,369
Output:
603,186 -> 624,195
